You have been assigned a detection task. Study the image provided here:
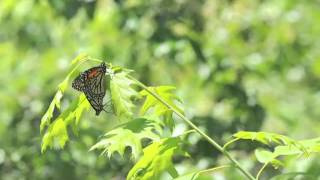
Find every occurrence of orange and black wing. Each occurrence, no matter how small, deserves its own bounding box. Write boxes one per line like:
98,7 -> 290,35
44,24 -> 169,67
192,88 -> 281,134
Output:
72,62 -> 107,115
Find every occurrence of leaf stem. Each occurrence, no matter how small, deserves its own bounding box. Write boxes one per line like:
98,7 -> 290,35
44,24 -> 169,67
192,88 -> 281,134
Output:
199,165 -> 231,174
130,76 -> 255,180
256,163 -> 268,180
223,138 -> 240,149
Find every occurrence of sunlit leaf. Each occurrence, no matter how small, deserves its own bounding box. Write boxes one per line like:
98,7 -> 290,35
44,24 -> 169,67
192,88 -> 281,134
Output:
90,116 -> 164,160
127,137 -> 187,180
140,86 -> 183,129
65,94 -> 90,135
255,149 -> 284,168
40,55 -> 89,133
41,94 -> 90,152
71,53 -> 88,65
232,131 -> 305,152
41,118 -> 68,153
110,71 -> 139,119
273,137 -> 320,156
250,136 -> 320,169
40,90 -> 63,133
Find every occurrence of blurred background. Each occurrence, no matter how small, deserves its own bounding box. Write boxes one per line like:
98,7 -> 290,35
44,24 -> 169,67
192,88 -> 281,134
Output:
1,0 -> 320,179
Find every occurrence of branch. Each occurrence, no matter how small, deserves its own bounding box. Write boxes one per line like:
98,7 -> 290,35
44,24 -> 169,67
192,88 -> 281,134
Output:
130,76 -> 255,180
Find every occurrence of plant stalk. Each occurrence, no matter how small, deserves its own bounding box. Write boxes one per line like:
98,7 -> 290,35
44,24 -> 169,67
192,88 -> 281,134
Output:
131,77 -> 255,180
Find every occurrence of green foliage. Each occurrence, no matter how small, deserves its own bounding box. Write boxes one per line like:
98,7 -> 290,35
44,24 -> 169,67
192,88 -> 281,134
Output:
110,71 -> 140,119
40,54 -> 91,152
255,149 -> 284,168
3,0 -> 320,179
231,131 -> 304,149
41,94 -> 90,152
140,86 -> 183,128
41,118 -> 68,152
40,89 -> 63,133
230,131 -> 320,171
90,117 -> 164,160
127,137 -> 187,180
40,54 -> 88,133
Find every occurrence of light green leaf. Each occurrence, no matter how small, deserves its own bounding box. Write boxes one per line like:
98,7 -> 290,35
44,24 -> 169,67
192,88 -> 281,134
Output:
41,94 -> 90,152
232,131 -> 305,151
255,149 -> 284,168
252,136 -> 320,169
41,118 -> 68,153
229,131 -> 320,170
110,71 -> 139,118
273,137 -> 320,156
127,137 -> 187,180
140,86 -> 183,129
71,53 -> 88,65
90,117 -> 164,160
64,94 -> 91,135
40,55 -> 89,133
40,90 -> 63,133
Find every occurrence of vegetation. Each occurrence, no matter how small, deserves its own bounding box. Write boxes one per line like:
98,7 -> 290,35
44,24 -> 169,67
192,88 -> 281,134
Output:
1,0 -> 320,179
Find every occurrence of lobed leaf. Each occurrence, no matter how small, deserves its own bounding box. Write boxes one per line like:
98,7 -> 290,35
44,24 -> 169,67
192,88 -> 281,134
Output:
41,94 -> 90,152
255,149 -> 284,168
127,137 -> 187,180
140,86 -> 183,129
110,71 -> 139,119
90,116 -> 164,160
253,138 -> 320,170
40,54 -> 89,133
231,132 -> 320,170
40,90 -> 63,133
41,118 -> 68,153
232,131 -> 304,151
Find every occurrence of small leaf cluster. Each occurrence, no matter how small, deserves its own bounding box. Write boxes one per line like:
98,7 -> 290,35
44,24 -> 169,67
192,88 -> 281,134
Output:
225,131 -> 320,178
40,55 -> 188,179
40,55 -> 320,180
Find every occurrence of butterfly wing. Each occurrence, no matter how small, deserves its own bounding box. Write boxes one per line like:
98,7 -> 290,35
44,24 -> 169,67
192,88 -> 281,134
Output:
72,62 -> 107,92
72,62 -> 107,115
83,88 -> 104,115
72,73 -> 85,91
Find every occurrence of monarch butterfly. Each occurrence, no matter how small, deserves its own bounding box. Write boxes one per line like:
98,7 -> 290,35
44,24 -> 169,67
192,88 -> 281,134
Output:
72,62 -> 109,115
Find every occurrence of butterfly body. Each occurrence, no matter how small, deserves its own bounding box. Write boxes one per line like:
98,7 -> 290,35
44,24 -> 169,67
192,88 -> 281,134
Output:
72,62 -> 107,115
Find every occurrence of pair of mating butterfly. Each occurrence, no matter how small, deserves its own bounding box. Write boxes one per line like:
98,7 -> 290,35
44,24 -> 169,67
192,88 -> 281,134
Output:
72,62 -> 111,115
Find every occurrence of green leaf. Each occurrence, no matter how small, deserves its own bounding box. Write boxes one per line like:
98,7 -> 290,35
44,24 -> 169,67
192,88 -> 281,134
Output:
110,71 -> 139,118
41,94 -> 90,152
273,137 -> 320,157
252,136 -> 320,169
140,86 -> 183,128
40,54 -> 89,133
229,131 -> 320,170
64,94 -> 91,135
90,117 -> 164,160
232,131 -> 305,151
127,137 -> 187,180
40,90 -> 63,133
255,149 -> 284,168
71,53 -> 88,65
41,118 -> 68,153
